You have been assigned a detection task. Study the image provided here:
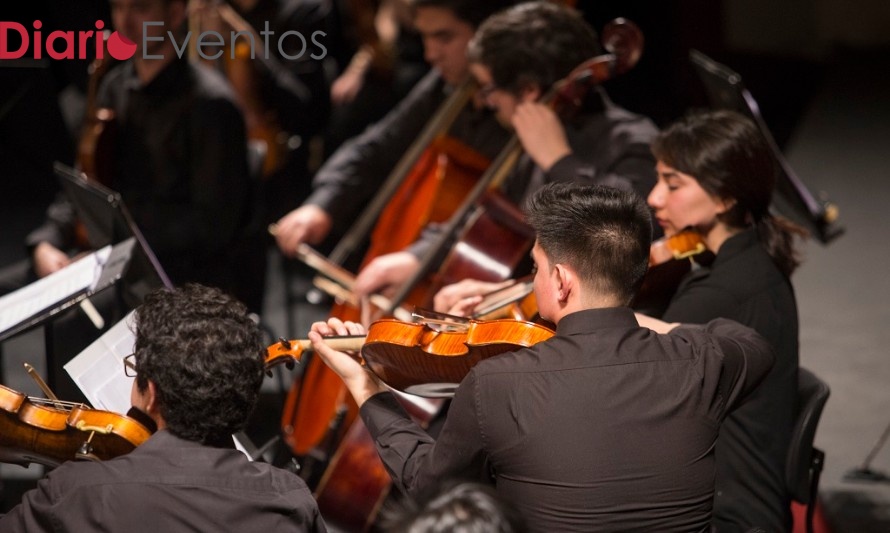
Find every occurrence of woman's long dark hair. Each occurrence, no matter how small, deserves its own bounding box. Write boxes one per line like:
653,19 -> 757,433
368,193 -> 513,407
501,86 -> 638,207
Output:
652,109 -> 807,276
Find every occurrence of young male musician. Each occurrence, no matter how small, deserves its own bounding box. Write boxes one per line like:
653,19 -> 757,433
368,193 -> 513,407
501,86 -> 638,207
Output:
26,0 -> 256,304
309,182 -> 775,531
0,284 -> 326,531
350,1 -> 659,300
272,0 -> 516,257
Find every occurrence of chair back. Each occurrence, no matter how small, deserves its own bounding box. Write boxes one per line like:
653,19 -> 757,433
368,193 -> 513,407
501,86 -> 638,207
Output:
786,367 -> 830,503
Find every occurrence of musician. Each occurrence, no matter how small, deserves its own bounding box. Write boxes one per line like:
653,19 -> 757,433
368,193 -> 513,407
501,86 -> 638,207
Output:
0,284 -> 326,531
641,109 -> 806,532
222,0 -> 333,222
16,0 -> 259,307
350,1 -> 659,300
309,182 -> 775,531
272,0 -> 517,257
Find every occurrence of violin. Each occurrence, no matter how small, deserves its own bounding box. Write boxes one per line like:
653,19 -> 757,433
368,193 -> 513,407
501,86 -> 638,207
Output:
649,229 -> 707,267
265,317 -> 554,398
632,229 -> 713,315
0,384 -> 152,468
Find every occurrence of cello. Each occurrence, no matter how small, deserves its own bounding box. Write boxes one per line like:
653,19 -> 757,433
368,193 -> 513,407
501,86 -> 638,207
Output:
387,17 -> 646,312
278,78 -> 492,473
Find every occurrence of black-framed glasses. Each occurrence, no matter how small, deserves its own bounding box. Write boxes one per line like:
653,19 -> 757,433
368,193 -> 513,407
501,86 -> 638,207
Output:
123,353 -> 137,377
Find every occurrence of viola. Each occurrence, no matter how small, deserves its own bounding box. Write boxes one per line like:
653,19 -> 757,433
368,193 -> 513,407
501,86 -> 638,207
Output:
0,384 -> 152,468
632,229 -> 713,315
266,317 -> 554,398
266,317 -> 552,532
649,229 -> 707,267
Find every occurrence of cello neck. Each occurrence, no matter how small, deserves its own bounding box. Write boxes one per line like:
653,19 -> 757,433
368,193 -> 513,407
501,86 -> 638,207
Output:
327,77 -> 477,266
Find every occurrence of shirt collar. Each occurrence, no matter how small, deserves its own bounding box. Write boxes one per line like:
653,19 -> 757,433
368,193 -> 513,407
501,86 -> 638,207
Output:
555,306 -> 639,336
712,227 -> 758,267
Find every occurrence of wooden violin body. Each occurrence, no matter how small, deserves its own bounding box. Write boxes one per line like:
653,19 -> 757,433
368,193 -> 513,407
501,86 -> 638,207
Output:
361,318 -> 554,397
266,317 -> 554,398
0,384 -> 152,467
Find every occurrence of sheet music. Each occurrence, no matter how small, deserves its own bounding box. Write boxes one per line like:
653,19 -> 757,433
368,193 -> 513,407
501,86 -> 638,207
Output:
0,245 -> 112,335
64,310 -> 136,414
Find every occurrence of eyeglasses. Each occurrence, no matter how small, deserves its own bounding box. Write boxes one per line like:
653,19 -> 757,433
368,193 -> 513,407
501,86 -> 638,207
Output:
123,353 -> 137,377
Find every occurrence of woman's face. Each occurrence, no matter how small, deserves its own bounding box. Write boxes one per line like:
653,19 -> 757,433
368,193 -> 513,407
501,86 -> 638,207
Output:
647,160 -> 730,238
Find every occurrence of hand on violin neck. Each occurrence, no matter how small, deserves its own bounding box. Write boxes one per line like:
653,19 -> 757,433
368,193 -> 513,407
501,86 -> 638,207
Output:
512,102 -> 572,172
309,319 -> 387,406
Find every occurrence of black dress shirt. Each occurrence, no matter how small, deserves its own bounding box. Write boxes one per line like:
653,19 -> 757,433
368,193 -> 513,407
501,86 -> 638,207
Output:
360,307 -> 774,532
0,430 -> 326,532
663,228 -> 799,532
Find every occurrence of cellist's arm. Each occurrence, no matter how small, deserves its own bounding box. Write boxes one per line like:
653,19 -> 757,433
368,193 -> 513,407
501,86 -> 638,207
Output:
309,318 -> 388,407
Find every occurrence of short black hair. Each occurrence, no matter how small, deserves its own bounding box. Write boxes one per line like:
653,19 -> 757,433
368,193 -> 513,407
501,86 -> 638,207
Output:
133,284 -> 264,446
525,183 -> 652,304
467,1 -> 601,94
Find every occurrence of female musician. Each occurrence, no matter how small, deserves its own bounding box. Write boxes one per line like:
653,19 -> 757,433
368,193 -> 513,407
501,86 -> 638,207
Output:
0,284 -> 325,532
640,109 -> 806,532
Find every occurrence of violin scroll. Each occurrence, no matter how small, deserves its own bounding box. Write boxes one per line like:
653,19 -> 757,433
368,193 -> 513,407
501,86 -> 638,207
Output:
264,336 -> 366,374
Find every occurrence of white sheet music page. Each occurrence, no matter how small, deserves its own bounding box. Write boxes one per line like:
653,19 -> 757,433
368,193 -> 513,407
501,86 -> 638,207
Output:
0,245 -> 112,335
64,310 -> 136,414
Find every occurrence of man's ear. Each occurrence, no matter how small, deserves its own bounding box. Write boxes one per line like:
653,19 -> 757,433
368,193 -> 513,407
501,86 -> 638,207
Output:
553,263 -> 574,302
144,380 -> 161,416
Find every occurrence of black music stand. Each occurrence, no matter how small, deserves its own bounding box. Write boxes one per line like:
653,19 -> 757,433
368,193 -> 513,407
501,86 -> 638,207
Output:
0,238 -> 137,343
689,49 -> 845,244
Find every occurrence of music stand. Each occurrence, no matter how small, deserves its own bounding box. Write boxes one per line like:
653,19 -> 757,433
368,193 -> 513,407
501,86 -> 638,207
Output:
53,162 -> 173,291
689,49 -> 844,244
0,239 -> 135,342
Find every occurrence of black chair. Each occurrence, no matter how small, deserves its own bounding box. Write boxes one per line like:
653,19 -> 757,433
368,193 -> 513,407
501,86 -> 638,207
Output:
786,367 -> 830,533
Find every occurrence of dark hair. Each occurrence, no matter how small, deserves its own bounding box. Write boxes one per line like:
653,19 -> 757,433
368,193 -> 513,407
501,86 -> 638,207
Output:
467,1 -> 601,95
381,480 -> 527,533
652,109 -> 806,276
412,0 -> 519,29
524,183 -> 652,304
133,284 -> 264,446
